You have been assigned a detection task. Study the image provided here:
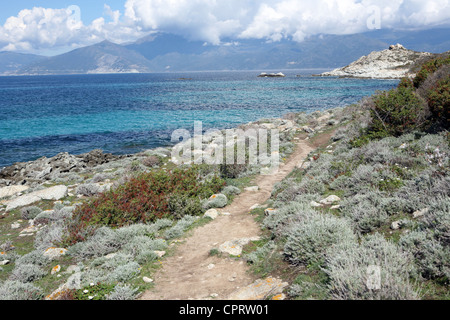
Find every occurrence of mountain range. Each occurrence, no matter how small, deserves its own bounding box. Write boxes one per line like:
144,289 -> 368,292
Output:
1,28 -> 449,75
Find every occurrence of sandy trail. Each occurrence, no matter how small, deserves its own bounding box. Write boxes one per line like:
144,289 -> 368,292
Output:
140,139 -> 313,300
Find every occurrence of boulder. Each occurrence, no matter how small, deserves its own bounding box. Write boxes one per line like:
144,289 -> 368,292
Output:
43,247 -> 68,260
244,186 -> 259,192
204,209 -> 220,220
228,277 -> 288,300
5,185 -> 68,211
320,195 -> 341,205
0,185 -> 29,199
219,237 -> 261,256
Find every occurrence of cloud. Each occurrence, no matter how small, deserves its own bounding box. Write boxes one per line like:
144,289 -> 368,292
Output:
1,0 -> 449,53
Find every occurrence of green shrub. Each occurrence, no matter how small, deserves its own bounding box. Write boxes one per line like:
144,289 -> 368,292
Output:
369,86 -> 427,138
427,75 -> 449,129
413,55 -> 450,88
66,166 -> 224,244
21,206 -> 42,220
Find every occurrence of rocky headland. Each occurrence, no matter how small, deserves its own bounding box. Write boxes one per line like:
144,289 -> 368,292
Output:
319,44 -> 434,79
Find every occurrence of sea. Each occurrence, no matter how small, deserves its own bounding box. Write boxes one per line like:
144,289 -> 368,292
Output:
0,70 -> 399,167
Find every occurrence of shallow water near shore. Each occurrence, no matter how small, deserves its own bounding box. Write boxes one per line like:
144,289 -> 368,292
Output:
0,70 -> 398,167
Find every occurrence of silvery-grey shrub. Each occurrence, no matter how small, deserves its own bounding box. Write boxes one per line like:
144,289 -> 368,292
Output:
34,221 -> 67,251
399,230 -> 450,280
106,284 -> 139,300
263,201 -> 315,235
221,185 -> 241,197
15,250 -> 50,267
284,213 -> 357,267
0,280 -> 43,300
164,215 -> 197,240
75,183 -> 100,197
9,264 -> 47,283
324,233 -> 419,300
21,206 -> 42,220
203,194 -> 228,209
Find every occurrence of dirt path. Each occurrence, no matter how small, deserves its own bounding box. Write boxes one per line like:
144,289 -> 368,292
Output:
140,138 -> 313,300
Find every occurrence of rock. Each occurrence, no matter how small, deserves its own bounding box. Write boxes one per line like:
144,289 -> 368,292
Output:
51,265 -> 61,275
219,237 -> 261,256
0,185 -> 29,199
0,260 -> 10,266
413,208 -> 429,219
391,221 -> 402,230
320,44 -> 433,79
11,222 -> 21,229
205,194 -> 228,209
272,293 -> 287,300
302,126 -> 315,133
249,204 -> 260,210
154,251 -> 166,258
43,247 -> 68,260
320,195 -> 341,205
143,277 -> 154,283
207,264 -> 215,270
5,185 -> 68,211
330,205 -> 341,210
310,201 -> 322,208
65,265 -> 81,274
228,277 -> 288,300
244,186 -> 259,192
204,209 -> 220,220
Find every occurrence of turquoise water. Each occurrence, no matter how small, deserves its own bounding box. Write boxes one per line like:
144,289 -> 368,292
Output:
0,71 -> 399,167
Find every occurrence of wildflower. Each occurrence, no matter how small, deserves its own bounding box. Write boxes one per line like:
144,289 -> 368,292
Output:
83,290 -> 89,294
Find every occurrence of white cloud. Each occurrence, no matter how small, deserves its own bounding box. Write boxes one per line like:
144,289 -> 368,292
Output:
1,0 -> 449,53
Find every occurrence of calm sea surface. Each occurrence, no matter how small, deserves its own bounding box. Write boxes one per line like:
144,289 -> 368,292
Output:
0,70 -> 399,167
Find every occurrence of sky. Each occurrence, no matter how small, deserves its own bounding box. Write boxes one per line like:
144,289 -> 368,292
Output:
0,0 -> 449,55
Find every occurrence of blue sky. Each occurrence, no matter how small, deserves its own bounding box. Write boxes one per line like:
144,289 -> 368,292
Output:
1,1 -> 449,55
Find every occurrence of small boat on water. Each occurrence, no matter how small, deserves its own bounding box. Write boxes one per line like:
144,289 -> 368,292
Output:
257,72 -> 286,78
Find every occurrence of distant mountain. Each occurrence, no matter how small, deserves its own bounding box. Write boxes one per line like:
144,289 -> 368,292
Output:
0,52 -> 45,74
16,40 -> 153,75
1,28 -> 449,75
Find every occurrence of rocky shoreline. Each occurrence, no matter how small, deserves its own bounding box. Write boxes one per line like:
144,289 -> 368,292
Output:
0,110 -> 343,213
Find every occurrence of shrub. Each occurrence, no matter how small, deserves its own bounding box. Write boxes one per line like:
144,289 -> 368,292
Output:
399,231 -> 450,280
0,280 -> 43,300
164,215 -> 197,240
167,194 -> 203,219
284,213 -> 357,267
75,183 -> 101,197
427,74 -> 449,129
106,284 -> 139,300
221,185 -> 241,197
66,166 -> 224,244
15,250 -> 50,267
325,233 -> 419,300
21,206 -> 42,220
9,264 -> 47,283
368,86 -> 427,138
142,155 -> 162,168
413,55 -> 450,88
